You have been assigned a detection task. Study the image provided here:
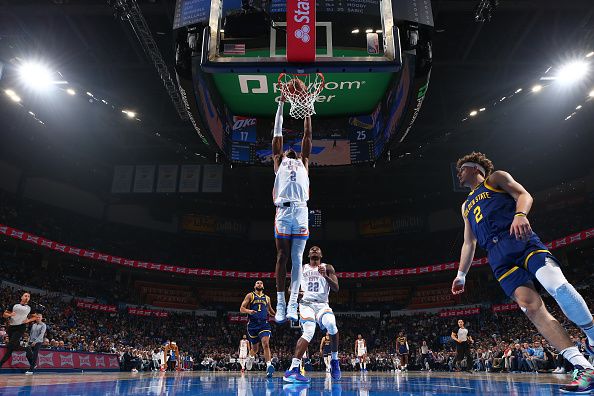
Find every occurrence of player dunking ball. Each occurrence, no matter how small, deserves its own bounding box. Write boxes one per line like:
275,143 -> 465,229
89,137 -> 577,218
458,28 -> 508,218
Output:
240,280 -> 276,378
452,152 -> 594,393
284,246 -> 341,383
272,85 -> 312,323
355,334 -> 368,371
238,335 -> 250,373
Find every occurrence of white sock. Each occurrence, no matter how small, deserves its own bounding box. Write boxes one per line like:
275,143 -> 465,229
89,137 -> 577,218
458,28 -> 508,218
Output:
561,346 -> 594,370
289,239 -> 306,305
363,362 -> 367,369
581,322 -> 594,346
331,352 -> 338,360
277,292 -> 286,305
290,358 -> 301,370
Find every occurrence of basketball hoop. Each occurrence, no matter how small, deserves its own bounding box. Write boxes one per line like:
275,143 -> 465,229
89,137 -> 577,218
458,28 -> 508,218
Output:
278,73 -> 325,119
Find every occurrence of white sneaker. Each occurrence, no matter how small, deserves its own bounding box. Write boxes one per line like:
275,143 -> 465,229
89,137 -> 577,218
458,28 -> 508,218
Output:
131,369 -> 138,373
25,371 -> 33,375
246,356 -> 254,371
557,367 -> 566,374
552,367 -> 560,373
275,302 -> 287,323
286,302 -> 298,322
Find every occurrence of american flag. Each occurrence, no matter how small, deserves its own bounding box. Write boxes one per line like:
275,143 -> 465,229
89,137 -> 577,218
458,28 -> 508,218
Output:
224,43 -> 245,55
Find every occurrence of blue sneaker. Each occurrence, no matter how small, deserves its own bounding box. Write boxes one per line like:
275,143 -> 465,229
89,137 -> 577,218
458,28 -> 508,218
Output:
266,364 -> 275,378
330,359 -> 341,380
286,302 -> 299,322
284,367 -> 310,383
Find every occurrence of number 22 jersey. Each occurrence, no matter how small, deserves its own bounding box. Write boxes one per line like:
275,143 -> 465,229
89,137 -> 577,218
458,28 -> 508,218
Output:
301,263 -> 330,303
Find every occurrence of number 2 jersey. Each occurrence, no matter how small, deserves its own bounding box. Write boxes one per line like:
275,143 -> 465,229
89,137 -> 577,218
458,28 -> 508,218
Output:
301,263 -> 330,303
273,157 -> 309,205
463,179 -> 517,250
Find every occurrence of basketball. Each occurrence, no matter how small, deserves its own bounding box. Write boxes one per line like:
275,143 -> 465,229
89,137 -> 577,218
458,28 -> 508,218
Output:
285,78 -> 307,95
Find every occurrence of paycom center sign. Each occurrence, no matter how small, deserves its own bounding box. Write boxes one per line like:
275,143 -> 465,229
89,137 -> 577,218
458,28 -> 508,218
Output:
211,72 -> 392,117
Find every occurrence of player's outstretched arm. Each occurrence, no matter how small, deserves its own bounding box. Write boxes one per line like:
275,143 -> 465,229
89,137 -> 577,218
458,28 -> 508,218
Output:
272,100 -> 285,173
487,170 -> 534,241
240,293 -> 256,315
301,115 -> 312,170
452,203 -> 477,295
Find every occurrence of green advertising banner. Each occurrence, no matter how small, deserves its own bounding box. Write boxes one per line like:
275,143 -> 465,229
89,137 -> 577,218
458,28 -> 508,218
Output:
210,72 -> 393,117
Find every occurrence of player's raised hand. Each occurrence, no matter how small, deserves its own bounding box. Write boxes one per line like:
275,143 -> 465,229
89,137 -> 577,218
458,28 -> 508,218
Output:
451,277 -> 465,295
510,215 -> 532,241
318,265 -> 327,278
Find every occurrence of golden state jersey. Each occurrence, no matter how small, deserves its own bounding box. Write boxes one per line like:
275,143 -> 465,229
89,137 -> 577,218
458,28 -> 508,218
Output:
301,263 -> 330,303
464,179 -> 516,250
248,292 -> 269,322
273,157 -> 309,205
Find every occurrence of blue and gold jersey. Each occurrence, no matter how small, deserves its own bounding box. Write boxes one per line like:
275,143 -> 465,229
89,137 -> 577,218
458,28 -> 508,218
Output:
464,179 -> 516,250
248,292 -> 269,322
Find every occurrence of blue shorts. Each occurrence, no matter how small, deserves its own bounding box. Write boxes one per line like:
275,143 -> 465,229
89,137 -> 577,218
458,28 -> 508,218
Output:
247,320 -> 272,344
487,233 -> 554,297
398,346 -> 409,355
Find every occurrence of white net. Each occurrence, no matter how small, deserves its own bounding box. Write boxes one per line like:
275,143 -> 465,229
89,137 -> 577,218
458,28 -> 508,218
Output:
278,73 -> 325,119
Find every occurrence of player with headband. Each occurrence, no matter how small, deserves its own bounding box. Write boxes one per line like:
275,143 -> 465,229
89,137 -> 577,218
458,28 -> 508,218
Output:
452,151 -> 594,394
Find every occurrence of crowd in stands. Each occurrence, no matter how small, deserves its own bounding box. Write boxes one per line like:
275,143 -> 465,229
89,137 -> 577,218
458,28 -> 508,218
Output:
1,281 -> 593,374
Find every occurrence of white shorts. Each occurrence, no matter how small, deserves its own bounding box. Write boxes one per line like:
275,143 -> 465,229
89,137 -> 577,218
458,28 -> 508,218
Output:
299,301 -> 333,327
274,205 -> 309,240
357,349 -> 367,357
239,351 -> 248,359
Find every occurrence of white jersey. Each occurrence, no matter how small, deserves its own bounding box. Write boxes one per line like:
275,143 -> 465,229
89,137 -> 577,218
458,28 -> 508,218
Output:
239,340 -> 249,358
273,157 -> 309,205
301,263 -> 330,303
357,339 -> 366,354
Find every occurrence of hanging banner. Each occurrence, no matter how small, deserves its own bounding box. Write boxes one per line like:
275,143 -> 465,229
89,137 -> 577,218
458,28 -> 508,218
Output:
202,164 -> 223,193
133,165 -> 156,193
0,224 -> 592,279
128,307 -> 169,317
438,307 -> 480,318
75,301 -> 117,313
179,165 -> 202,193
156,165 -> 179,193
111,165 -> 134,193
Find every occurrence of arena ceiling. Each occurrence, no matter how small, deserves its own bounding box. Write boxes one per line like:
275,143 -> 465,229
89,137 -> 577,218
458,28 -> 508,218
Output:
1,0 -> 593,210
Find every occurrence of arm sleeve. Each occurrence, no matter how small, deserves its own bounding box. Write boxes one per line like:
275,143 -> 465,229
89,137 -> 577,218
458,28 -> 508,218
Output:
273,101 -> 284,137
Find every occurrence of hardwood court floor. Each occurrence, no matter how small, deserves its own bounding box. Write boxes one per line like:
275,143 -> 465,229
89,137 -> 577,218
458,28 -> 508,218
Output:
0,370 -> 576,395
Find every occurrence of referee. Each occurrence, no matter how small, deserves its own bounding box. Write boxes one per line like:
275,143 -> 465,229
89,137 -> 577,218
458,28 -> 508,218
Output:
451,319 -> 474,372
0,292 -> 37,369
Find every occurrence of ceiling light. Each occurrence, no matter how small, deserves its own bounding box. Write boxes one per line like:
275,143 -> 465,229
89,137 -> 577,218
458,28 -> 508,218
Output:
586,52 -> 594,58
556,61 -> 589,84
515,88 -> 522,93
86,92 -> 93,97
365,29 -> 373,33
576,105 -> 582,110
18,62 -> 54,89
479,108 -> 486,112
122,110 -> 136,118
589,90 -> 594,98
66,88 -> 76,95
351,29 -> 359,34
375,29 -> 382,34
28,111 -> 35,116
5,89 -> 16,97
531,85 -> 543,93
8,93 -> 21,102
469,110 -> 478,116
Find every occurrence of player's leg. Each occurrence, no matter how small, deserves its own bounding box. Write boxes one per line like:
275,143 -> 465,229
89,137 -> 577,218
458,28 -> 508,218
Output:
287,207 -> 308,321
284,304 -> 315,383
246,340 -> 259,371
532,255 -> 594,354
320,311 -> 341,379
324,355 -> 331,372
275,236 -> 291,322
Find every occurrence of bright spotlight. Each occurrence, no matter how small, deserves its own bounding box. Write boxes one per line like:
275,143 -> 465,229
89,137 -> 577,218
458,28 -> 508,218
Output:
365,28 -> 373,33
515,88 -> 522,93
351,29 -> 359,34
8,93 -> 21,102
576,105 -> 582,110
532,85 -> 543,93
122,110 -> 136,118
18,62 -> 54,89
589,90 -> 594,98
5,89 -> 16,97
375,29 -> 382,34
479,108 -> 486,112
556,61 -> 589,84
587,52 -> 594,58
66,88 -> 76,95
469,110 -> 478,117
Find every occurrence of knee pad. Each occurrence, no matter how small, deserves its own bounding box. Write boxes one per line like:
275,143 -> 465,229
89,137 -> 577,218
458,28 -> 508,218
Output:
554,282 -> 593,327
301,321 -> 316,343
321,314 -> 338,335
535,258 -> 567,296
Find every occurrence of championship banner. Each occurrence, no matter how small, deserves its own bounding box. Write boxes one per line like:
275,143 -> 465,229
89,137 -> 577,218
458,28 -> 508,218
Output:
0,224 -> 592,280
0,347 -> 120,371
227,314 -> 274,323
286,0 -> 316,62
75,301 -> 117,313
128,307 -> 169,317
438,307 -> 480,318
156,165 -> 179,193
492,303 -> 520,313
111,165 -> 134,193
